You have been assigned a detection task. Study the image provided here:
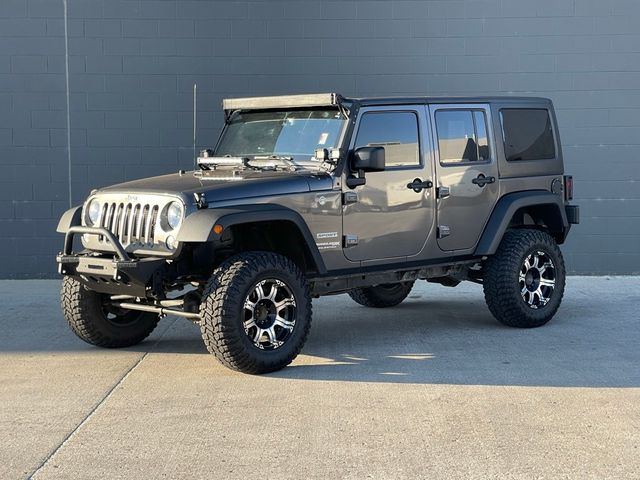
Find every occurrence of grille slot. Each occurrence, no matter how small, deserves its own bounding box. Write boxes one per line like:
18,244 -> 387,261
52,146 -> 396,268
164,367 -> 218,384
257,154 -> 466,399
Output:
149,206 -> 159,243
98,201 -> 160,247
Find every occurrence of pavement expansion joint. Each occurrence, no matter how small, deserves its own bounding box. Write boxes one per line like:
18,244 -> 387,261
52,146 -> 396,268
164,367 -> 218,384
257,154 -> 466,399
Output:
27,318 -> 177,479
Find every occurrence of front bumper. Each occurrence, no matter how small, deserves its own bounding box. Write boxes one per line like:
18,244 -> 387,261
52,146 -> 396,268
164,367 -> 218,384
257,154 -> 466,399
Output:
57,226 -> 164,297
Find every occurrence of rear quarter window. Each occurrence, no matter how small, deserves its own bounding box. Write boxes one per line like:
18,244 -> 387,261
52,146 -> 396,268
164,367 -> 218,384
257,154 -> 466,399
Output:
500,109 -> 555,162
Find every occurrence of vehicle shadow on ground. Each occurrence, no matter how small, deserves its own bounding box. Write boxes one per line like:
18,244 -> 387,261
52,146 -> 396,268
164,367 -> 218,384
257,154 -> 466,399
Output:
265,297 -> 640,388
147,294 -> 640,388
3,292 -> 638,388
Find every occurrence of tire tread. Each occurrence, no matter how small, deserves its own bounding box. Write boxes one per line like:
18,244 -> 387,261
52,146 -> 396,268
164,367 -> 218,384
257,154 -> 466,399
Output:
483,228 -> 565,328
199,252 -> 312,374
61,277 -> 158,347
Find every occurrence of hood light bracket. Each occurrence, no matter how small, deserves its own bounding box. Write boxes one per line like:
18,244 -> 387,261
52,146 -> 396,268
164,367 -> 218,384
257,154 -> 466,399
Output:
194,192 -> 207,209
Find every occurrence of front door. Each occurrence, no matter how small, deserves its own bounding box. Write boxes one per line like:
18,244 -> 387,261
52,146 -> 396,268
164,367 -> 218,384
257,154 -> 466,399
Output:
429,104 -> 499,251
342,106 -> 435,262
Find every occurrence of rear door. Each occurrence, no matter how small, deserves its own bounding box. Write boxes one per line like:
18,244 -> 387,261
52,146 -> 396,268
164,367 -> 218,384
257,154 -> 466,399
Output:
429,104 -> 499,251
342,105 -> 435,262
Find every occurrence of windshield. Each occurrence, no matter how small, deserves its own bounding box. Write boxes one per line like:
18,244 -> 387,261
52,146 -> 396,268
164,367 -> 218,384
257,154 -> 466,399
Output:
215,109 -> 346,161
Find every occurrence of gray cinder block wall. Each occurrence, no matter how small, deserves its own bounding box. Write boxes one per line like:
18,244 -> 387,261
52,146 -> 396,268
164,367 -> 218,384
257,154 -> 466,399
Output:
1,0 -> 638,277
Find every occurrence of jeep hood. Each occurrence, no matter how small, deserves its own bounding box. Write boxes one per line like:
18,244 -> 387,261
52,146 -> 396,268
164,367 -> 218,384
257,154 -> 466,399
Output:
98,169 -> 334,203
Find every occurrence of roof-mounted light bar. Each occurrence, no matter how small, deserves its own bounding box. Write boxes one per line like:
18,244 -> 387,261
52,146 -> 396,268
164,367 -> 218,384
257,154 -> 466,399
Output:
223,93 -> 341,112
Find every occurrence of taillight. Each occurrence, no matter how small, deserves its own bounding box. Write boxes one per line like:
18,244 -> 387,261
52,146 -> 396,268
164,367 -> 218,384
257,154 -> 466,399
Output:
564,175 -> 573,201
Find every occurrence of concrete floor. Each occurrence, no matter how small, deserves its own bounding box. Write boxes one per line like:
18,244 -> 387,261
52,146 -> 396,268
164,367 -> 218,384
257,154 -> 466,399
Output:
0,277 -> 638,479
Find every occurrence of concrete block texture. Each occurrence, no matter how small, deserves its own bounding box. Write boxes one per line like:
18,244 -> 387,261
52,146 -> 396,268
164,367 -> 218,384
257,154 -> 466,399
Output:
0,0 -> 639,276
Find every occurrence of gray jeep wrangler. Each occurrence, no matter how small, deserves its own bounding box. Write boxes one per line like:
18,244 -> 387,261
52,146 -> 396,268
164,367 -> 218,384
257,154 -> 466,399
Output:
56,93 -> 579,374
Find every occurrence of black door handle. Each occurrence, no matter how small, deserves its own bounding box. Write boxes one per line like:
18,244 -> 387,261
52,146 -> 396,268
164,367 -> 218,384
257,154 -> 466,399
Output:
472,174 -> 495,187
407,178 -> 433,192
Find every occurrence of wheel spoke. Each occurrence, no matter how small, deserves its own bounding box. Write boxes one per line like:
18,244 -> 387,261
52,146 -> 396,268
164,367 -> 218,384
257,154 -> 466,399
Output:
539,278 -> 555,288
253,327 -> 265,344
266,282 -> 279,302
243,318 -> 257,331
265,326 -> 278,345
274,298 -> 296,311
254,283 -> 266,301
538,261 -> 553,276
274,314 -> 294,330
534,287 -> 548,306
531,253 -> 540,269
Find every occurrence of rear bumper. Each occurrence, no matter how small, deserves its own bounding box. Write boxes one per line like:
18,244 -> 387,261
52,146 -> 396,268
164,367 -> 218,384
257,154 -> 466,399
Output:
565,204 -> 580,224
57,226 -> 164,297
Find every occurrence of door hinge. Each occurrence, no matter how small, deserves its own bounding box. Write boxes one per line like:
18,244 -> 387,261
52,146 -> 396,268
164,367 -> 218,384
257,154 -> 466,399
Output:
343,234 -> 359,247
437,186 -> 450,199
438,225 -> 451,239
342,191 -> 358,205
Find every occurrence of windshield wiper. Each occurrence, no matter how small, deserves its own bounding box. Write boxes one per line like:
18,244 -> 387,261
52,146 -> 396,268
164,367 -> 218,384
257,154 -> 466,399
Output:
249,155 -> 301,171
196,152 -> 319,173
196,152 -> 249,170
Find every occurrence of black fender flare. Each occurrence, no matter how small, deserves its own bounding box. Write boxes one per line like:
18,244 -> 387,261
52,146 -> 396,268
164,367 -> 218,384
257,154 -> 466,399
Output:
475,191 -> 568,256
177,204 -> 327,274
56,206 -> 82,233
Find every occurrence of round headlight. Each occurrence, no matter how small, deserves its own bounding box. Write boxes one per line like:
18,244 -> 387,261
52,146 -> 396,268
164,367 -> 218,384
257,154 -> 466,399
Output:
87,199 -> 101,225
166,201 -> 183,230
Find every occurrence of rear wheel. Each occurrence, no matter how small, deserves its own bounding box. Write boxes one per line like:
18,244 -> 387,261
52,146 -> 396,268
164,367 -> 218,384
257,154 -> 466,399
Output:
483,229 -> 565,328
61,277 -> 160,347
348,281 -> 415,308
199,252 -> 312,374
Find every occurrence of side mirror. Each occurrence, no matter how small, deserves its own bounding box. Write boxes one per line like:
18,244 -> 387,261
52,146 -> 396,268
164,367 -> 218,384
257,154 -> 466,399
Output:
352,146 -> 385,172
346,146 -> 385,188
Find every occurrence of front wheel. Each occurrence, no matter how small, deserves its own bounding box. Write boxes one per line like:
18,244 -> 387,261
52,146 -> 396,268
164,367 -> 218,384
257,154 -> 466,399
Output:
61,277 -> 160,347
483,229 -> 566,328
199,252 -> 312,374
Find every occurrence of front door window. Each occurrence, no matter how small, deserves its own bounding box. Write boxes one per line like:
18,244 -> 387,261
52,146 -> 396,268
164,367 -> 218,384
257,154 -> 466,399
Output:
354,111 -> 420,168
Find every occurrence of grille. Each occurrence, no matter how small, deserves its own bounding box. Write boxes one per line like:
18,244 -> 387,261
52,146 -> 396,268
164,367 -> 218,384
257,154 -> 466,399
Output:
98,201 -> 160,246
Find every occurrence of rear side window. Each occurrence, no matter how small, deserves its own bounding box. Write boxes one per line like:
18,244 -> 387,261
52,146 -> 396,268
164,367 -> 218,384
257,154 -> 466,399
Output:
500,109 -> 555,162
435,110 -> 490,164
354,111 -> 420,167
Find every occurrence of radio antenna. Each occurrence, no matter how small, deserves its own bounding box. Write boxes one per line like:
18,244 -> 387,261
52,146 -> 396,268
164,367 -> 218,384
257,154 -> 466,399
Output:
192,83 -> 197,170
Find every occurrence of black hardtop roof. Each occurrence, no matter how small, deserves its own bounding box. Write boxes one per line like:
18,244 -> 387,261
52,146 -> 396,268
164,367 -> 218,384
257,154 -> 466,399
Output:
349,95 -> 552,106
222,93 -> 552,112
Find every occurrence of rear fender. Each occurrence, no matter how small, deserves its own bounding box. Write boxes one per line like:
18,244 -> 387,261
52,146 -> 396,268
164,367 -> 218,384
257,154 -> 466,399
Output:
475,191 -> 568,256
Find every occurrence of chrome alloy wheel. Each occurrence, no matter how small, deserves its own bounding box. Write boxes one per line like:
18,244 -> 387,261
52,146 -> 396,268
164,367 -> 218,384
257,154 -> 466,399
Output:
243,279 -> 297,350
519,250 -> 556,309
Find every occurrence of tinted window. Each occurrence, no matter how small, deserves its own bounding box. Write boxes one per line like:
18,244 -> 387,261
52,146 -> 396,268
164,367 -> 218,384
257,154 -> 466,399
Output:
500,109 -> 555,162
354,112 -> 420,167
435,110 -> 490,164
474,111 -> 490,161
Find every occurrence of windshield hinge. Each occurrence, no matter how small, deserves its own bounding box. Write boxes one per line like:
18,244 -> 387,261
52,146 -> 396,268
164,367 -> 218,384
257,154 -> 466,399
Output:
437,225 -> 451,239
342,192 -> 358,205
343,234 -> 359,248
